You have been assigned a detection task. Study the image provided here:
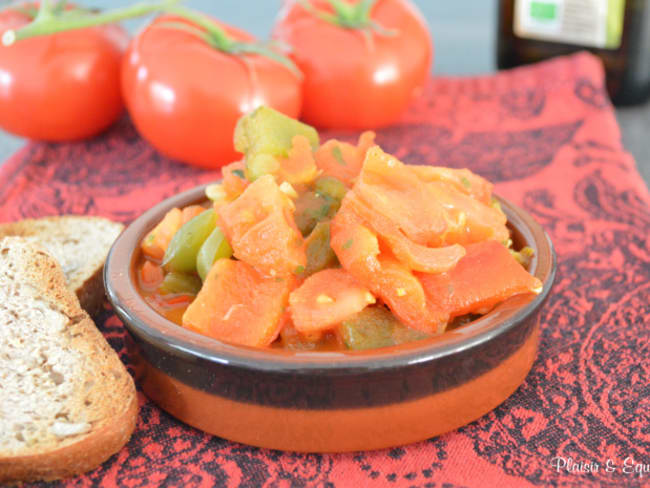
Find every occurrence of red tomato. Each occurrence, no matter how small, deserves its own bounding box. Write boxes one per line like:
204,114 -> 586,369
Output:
273,0 -> 432,129
0,8 -> 127,141
122,15 -> 303,169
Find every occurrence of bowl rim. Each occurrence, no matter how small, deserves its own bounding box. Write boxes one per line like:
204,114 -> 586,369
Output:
105,183 -> 556,374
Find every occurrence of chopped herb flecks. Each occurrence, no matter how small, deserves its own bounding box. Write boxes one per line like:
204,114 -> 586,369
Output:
232,169 -> 246,179
461,176 -> 471,188
332,146 -> 346,166
342,238 -> 354,249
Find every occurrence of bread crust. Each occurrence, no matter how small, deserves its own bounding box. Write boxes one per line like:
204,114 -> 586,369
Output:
0,394 -> 138,483
76,264 -> 106,317
0,238 -> 138,483
0,216 -> 124,315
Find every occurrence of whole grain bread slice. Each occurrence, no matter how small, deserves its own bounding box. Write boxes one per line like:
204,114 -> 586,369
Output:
0,216 -> 124,316
0,237 -> 138,483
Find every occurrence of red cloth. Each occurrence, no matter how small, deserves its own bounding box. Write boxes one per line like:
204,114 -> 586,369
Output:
2,52 -> 648,488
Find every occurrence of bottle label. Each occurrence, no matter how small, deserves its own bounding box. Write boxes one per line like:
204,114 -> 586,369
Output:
514,0 -> 625,49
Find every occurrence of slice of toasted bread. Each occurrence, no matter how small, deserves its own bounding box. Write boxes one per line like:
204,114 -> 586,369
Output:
0,237 -> 138,483
0,216 -> 124,316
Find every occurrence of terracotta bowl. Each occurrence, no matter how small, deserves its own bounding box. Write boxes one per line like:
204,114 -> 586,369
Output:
105,184 -> 556,453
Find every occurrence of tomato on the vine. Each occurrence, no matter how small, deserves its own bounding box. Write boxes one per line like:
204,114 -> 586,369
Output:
122,14 -> 303,169
0,7 -> 128,141
273,0 -> 432,130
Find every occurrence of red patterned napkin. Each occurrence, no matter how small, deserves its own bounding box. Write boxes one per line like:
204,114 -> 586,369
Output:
2,52 -> 648,488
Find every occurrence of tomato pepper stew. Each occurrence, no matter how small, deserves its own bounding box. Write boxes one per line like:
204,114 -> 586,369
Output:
136,106 -> 543,351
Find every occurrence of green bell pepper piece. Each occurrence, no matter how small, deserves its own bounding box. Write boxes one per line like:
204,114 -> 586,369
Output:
162,208 -> 216,273
340,306 -> 430,350
196,226 -> 233,281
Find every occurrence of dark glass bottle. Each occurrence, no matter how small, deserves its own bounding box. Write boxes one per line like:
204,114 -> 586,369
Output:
497,0 -> 650,105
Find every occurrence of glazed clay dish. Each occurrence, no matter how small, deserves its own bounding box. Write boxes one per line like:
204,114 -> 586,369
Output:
105,183 -> 556,453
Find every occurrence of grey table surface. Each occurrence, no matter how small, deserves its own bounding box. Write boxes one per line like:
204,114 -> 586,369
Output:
0,0 -> 648,187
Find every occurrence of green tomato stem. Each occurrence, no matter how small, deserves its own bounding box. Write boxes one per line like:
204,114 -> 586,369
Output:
40,0 -> 69,16
299,0 -> 381,29
327,0 -> 356,23
230,40 -> 301,77
2,0 -> 180,46
357,0 -> 376,15
163,4 -> 232,50
53,1 -> 69,14
1,0 -> 300,77
161,5 -> 299,75
153,19 -> 214,44
295,0 -> 339,25
37,0 -> 52,19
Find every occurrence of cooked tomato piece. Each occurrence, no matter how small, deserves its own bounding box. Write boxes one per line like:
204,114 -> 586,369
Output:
329,200 -> 381,276
355,146 -> 448,245
181,205 -> 206,224
382,235 -> 466,274
218,174 -> 289,236
418,240 -> 543,320
422,181 -> 509,245
277,134 -> 320,185
343,193 -> 465,273
141,207 -> 183,261
218,175 -> 306,276
139,260 -> 164,290
289,268 -> 375,333
373,255 -> 447,333
330,203 -> 445,333
230,208 -> 305,277
355,147 -> 508,247
221,161 -> 249,200
409,166 -> 493,204
314,131 -> 375,186
182,259 -> 295,347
